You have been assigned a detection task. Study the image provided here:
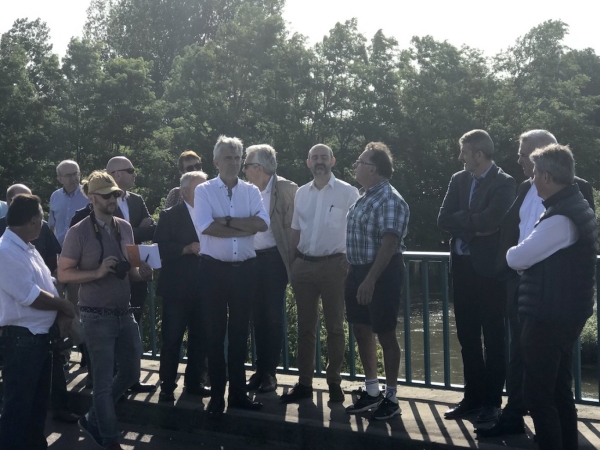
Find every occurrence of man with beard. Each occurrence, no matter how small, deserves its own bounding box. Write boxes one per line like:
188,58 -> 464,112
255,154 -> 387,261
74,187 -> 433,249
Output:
280,144 -> 359,404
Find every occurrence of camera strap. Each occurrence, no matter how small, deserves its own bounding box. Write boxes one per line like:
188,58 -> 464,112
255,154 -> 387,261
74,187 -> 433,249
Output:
89,211 -> 126,265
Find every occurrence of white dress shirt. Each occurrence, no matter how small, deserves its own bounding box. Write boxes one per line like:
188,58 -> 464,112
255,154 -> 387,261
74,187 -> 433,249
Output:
0,229 -> 59,334
193,176 -> 269,262
506,215 -> 579,272
254,176 -> 277,250
518,180 -> 545,244
118,194 -> 130,223
291,174 -> 359,257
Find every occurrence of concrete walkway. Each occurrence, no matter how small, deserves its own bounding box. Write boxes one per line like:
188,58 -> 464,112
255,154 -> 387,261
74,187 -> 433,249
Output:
65,357 -> 600,449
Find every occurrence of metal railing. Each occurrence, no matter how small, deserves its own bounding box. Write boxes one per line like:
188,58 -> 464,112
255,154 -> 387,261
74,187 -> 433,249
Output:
140,252 -> 600,406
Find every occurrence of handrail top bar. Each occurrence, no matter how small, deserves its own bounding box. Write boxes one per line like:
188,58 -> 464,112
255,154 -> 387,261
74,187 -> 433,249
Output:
402,252 -> 600,261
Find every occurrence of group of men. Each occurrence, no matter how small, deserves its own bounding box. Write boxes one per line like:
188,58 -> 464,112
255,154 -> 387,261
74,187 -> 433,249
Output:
0,127 -> 596,450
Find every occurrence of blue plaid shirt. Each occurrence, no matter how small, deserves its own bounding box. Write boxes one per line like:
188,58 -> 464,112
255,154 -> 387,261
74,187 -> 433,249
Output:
346,180 -> 409,265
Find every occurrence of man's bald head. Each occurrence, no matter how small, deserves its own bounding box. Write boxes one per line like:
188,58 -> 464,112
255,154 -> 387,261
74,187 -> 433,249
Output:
106,156 -> 133,173
7,184 -> 32,205
106,156 -> 136,191
308,144 -> 334,159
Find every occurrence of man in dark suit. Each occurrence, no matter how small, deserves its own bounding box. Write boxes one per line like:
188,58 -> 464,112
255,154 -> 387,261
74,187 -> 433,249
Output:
438,129 -> 516,422
153,171 -> 210,402
107,156 -> 157,393
476,130 -> 595,438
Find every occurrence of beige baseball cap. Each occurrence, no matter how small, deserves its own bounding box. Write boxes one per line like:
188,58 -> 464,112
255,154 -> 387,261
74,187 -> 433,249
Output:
87,171 -> 123,195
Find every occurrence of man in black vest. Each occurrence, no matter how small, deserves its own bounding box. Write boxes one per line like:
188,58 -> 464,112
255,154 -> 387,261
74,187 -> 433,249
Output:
506,144 -> 597,450
477,130 -> 595,438
438,130 -> 515,422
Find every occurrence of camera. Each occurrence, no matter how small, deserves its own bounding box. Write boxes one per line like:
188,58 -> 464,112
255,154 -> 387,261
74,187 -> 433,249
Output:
113,260 -> 132,279
49,324 -> 73,352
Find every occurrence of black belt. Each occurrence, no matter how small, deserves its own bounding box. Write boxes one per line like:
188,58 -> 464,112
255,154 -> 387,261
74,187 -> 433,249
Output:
255,247 -> 279,256
296,251 -> 344,262
199,254 -> 256,267
0,325 -> 49,339
80,306 -> 138,316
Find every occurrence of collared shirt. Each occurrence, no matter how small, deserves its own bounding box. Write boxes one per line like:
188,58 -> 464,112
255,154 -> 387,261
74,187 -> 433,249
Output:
0,229 -> 58,334
117,193 -> 130,223
292,174 -> 359,257
48,185 -> 89,246
455,164 -> 493,255
346,180 -> 410,265
193,175 -> 269,262
519,180 -> 545,244
0,200 -> 7,219
254,176 -> 277,250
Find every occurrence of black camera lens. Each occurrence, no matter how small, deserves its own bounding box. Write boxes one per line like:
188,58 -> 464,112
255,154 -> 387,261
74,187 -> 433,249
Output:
113,261 -> 132,279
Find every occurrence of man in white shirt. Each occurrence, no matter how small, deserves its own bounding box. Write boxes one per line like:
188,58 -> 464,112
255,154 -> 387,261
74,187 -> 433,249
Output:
280,144 -> 359,404
193,136 -> 270,418
506,144 -> 596,450
0,194 -> 75,450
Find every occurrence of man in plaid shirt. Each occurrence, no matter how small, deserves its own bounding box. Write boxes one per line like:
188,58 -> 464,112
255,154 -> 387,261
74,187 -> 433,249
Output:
344,142 -> 409,420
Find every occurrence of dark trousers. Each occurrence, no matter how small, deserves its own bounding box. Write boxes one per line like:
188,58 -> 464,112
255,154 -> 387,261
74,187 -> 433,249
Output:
199,256 -> 256,401
0,327 -> 52,450
452,255 -> 506,407
159,294 -> 208,393
50,349 -> 69,411
521,317 -> 584,450
251,249 -> 288,377
130,281 -> 148,323
503,312 -> 527,420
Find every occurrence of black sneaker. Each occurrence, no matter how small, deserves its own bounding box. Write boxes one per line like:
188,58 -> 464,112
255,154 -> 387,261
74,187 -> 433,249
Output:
280,382 -> 313,403
346,388 -> 383,414
371,398 -> 401,420
246,372 -> 262,391
78,415 -> 103,448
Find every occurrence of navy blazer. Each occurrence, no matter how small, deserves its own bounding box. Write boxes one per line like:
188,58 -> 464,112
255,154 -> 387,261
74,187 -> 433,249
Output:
153,202 -> 201,299
438,163 -> 516,277
115,192 -> 156,244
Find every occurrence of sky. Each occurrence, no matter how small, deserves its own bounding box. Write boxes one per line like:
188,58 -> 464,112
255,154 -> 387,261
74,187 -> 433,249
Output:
1,0 -> 598,59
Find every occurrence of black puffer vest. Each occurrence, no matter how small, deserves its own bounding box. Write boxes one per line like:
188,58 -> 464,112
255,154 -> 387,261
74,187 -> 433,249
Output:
518,184 -> 598,323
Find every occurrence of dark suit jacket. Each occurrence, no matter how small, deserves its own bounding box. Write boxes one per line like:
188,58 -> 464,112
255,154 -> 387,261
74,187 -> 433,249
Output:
115,192 -> 156,244
495,176 -> 595,307
438,163 -> 516,277
153,202 -> 200,299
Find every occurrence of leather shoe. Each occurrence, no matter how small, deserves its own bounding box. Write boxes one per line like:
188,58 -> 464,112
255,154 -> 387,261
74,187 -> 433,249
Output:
258,374 -> 277,393
207,397 -> 225,419
476,406 -> 500,423
228,395 -> 263,411
246,372 -> 262,391
128,382 -> 157,393
280,382 -> 313,403
475,417 -> 526,438
184,384 -> 211,397
158,391 -> 175,402
328,383 -> 344,402
444,401 -> 482,419
52,409 -> 80,423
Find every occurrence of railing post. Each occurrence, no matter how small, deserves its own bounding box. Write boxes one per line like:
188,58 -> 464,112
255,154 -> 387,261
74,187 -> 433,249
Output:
441,261 -> 451,388
403,257 -> 411,383
149,281 -> 157,357
421,261 -> 431,386
315,315 -> 322,375
349,326 -> 356,379
282,293 -> 290,370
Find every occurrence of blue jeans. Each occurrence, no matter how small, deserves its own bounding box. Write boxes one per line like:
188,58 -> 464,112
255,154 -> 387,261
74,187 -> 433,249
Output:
81,312 -> 141,445
0,327 -> 52,450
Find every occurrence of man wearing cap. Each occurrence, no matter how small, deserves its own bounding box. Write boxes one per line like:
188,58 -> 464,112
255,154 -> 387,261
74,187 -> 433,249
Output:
58,171 -> 153,450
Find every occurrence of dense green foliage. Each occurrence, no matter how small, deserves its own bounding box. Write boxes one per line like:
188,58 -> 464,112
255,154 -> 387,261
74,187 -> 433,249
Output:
1,2 -> 599,254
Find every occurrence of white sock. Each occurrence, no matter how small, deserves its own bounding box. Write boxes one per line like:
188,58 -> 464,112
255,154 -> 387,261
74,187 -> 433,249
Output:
365,379 -> 379,397
385,386 -> 398,403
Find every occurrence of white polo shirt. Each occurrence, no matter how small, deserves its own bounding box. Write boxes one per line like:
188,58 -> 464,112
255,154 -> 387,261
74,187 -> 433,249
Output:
0,229 -> 58,334
292,174 -> 359,257
193,175 -> 269,262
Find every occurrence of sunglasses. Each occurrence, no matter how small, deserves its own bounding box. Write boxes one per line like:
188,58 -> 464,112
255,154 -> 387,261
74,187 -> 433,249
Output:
185,162 -> 202,172
94,191 -> 121,200
243,163 -> 261,169
114,168 -> 136,174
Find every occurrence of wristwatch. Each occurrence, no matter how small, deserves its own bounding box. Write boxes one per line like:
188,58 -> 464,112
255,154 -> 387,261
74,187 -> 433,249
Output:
225,216 -> 232,227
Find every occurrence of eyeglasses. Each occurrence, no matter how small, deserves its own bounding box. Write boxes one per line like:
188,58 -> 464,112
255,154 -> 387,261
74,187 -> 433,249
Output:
354,160 -> 375,167
243,163 -> 261,169
94,191 -> 121,200
61,171 -> 80,179
113,168 -> 136,175
185,162 -> 202,172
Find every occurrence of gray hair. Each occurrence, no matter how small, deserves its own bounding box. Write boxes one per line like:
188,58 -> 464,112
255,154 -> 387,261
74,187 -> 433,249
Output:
213,135 -> 243,159
245,144 -> 277,175
56,159 -> 80,176
519,130 -> 557,154
459,130 -> 494,159
180,170 -> 208,189
530,144 -> 575,185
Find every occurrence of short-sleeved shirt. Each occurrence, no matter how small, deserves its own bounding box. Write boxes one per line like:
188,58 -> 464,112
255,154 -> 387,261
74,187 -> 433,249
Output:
61,215 -> 134,309
291,174 -> 359,257
0,229 -> 58,334
49,186 -> 90,246
346,180 -> 410,265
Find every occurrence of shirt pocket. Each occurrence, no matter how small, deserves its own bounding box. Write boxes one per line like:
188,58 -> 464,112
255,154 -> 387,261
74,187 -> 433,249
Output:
325,206 -> 344,228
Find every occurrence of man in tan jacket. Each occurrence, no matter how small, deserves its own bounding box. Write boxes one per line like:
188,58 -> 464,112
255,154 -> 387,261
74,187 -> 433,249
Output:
243,144 -> 298,393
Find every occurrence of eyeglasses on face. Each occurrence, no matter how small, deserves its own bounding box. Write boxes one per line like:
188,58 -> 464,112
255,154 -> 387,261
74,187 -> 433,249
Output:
94,191 -> 121,200
185,162 -> 202,172
243,162 -> 261,169
353,160 -> 375,167
61,171 -> 80,179
113,168 -> 136,175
